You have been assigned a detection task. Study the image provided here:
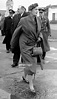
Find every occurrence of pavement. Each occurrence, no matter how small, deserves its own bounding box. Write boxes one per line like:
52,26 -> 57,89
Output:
0,31 -> 57,99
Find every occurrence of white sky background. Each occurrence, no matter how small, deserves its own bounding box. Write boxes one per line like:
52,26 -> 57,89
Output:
0,0 -> 57,11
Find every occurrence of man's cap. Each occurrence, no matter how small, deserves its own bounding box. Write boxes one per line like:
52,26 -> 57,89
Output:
9,9 -> 15,14
39,8 -> 45,13
21,6 -> 26,11
28,3 -> 38,11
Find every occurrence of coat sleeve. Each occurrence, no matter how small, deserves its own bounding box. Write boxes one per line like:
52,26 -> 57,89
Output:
10,25 -> 22,53
47,19 -> 51,36
3,17 -> 6,35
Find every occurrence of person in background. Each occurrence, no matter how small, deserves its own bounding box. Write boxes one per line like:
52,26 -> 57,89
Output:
11,6 -> 29,67
0,14 -> 5,36
0,13 -> 1,20
3,9 -> 15,53
39,8 -> 51,63
11,3 -> 42,93
0,13 -> 2,30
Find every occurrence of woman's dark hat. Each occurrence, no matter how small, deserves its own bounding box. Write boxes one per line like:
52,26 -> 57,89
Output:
9,9 -> 15,14
28,3 -> 38,11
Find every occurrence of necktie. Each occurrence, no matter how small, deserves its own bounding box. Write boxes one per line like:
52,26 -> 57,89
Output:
34,16 -> 38,33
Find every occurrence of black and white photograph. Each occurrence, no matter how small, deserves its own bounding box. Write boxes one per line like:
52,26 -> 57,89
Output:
0,0 -> 57,99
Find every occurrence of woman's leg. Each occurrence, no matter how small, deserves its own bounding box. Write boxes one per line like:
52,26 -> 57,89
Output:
28,74 -> 35,92
23,66 -> 36,92
19,39 -> 36,92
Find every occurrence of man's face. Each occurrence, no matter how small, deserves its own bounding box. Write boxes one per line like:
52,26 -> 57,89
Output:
17,7 -> 25,14
9,12 -> 13,17
39,12 -> 44,17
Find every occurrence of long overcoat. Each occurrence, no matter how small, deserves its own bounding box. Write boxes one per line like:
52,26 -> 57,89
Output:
11,14 -> 41,74
3,16 -> 14,44
41,17 -> 51,52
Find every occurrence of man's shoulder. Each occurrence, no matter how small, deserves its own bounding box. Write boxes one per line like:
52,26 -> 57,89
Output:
5,16 -> 9,18
4,16 -> 10,21
14,14 -> 20,17
22,12 -> 29,17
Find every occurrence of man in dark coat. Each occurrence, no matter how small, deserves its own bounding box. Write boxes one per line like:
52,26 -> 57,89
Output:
0,14 -> 5,36
3,9 -> 15,53
39,8 -> 51,63
11,6 -> 29,67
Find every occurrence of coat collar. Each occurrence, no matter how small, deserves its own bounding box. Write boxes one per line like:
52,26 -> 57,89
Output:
29,14 -> 41,32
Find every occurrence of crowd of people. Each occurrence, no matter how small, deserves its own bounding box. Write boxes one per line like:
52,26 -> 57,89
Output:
0,3 -> 51,93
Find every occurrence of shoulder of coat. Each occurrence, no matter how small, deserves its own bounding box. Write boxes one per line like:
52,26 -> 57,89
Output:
20,15 -> 28,22
37,17 -> 41,23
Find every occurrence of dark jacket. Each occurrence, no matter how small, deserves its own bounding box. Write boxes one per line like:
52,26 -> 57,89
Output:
13,14 -> 21,31
3,16 -> 14,44
39,16 -> 51,52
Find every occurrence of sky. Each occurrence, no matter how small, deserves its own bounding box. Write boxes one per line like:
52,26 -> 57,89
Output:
0,0 -> 57,11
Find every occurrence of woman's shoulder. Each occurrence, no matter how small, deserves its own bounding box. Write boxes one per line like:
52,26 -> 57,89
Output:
20,15 -> 29,22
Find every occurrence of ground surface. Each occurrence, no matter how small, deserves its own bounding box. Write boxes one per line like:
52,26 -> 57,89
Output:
0,29 -> 57,99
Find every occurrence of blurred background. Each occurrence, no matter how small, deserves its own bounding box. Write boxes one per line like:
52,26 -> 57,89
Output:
0,0 -> 57,38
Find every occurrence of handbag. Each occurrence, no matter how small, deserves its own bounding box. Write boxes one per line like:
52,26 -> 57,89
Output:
33,46 -> 42,55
